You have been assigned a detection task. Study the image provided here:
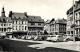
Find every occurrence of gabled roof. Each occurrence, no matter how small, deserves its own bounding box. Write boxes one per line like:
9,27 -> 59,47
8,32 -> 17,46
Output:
9,12 -> 44,23
55,19 -> 67,24
11,12 -> 28,20
45,20 -> 50,24
27,15 -> 44,23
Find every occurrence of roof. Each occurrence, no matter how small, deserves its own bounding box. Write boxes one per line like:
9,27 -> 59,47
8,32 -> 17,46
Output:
27,15 -> 44,23
11,12 -> 28,20
0,16 -> 12,23
9,11 -> 44,23
55,19 -> 67,24
50,18 -> 55,23
45,20 -> 50,24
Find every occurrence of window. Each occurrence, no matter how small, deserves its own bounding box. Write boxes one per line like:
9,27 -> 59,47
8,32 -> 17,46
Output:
4,24 -> 6,26
1,24 -> 3,26
38,23 -> 41,26
19,21 -> 20,24
16,26 -> 17,30
16,21 -> 17,24
25,26 -> 27,30
22,21 -> 23,24
31,23 -> 35,25
22,26 -> 24,30
71,31 -> 73,34
68,31 -> 70,34
19,26 -> 21,30
4,28 -> 6,31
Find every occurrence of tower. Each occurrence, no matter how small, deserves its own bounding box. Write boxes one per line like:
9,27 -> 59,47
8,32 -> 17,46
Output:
1,6 -> 5,17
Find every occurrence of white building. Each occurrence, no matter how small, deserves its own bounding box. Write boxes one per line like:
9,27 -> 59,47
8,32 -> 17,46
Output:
0,7 -> 12,36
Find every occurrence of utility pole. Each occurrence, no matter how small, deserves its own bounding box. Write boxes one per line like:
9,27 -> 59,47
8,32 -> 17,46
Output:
73,0 -> 76,42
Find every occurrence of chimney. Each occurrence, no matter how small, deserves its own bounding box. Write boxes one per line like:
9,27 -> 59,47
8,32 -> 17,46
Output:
75,1 -> 78,8
9,11 -> 13,18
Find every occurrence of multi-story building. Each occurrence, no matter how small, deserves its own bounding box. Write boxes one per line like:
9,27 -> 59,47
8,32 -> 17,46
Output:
9,12 -> 28,37
50,18 -> 67,35
7,10 -> 44,37
66,0 -> 80,36
27,16 -> 44,35
0,7 -> 12,36
0,7 -> 44,38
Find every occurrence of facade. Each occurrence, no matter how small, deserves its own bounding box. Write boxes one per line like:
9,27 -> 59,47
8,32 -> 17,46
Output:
50,18 -> 67,35
66,0 -> 80,36
44,18 -> 67,35
9,12 -> 44,36
0,7 -> 44,38
44,20 -> 51,34
9,12 -> 28,36
0,7 -> 12,35
28,16 -> 44,35
0,7 -> 44,37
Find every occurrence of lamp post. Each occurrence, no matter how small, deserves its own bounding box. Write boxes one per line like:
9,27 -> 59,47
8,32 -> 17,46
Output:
73,0 -> 76,42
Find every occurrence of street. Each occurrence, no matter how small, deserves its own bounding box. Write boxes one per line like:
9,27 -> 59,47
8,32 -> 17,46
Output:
0,39 -> 79,52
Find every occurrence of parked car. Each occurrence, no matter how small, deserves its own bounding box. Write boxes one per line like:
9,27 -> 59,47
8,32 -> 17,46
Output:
63,36 -> 73,41
46,35 -> 63,42
0,33 -> 6,39
34,36 -> 38,40
64,35 -> 80,41
34,35 -> 45,41
27,36 -> 32,40
46,36 -> 51,41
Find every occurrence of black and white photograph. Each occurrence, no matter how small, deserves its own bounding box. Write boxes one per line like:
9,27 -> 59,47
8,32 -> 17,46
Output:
0,0 -> 80,52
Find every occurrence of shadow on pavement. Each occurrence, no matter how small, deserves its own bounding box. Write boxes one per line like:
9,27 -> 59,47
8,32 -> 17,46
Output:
0,39 -> 79,52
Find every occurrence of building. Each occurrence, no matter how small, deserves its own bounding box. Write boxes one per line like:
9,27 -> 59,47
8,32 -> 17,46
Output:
27,15 -> 44,35
0,7 -> 12,36
50,18 -> 67,35
44,18 -> 67,35
9,11 -> 28,37
44,20 -> 51,34
66,0 -> 80,36
0,7 -> 44,38
9,12 -> 44,37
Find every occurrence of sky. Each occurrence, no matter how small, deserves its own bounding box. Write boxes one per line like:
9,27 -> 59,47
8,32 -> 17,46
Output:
0,0 -> 77,21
